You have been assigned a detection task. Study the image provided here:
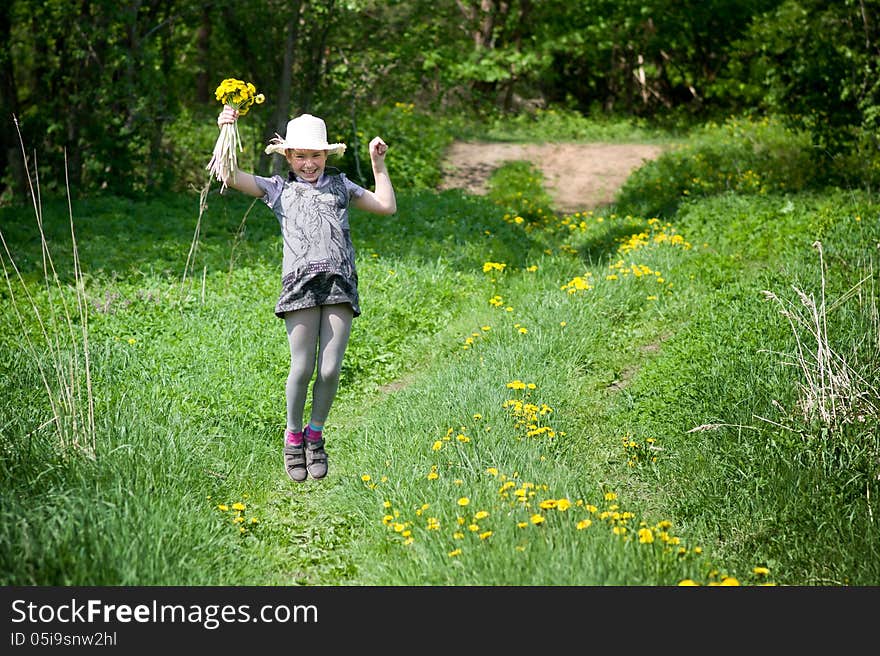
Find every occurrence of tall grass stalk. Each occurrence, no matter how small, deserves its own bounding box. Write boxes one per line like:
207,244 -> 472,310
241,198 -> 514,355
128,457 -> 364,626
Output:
0,118 -> 94,453
761,240 -> 879,431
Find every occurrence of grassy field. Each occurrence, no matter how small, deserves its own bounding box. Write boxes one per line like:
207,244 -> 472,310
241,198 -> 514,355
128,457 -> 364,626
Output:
1,116 -> 878,587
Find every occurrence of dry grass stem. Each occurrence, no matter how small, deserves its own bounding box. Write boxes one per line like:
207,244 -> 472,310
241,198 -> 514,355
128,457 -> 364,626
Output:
0,117 -> 96,454
760,240 -> 879,431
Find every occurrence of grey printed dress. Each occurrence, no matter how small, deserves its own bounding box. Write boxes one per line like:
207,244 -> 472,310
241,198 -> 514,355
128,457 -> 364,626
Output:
255,169 -> 366,318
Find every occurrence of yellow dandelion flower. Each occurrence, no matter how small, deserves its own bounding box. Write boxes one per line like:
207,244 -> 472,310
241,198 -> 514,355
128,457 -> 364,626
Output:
753,566 -> 770,576
678,579 -> 700,586
231,502 -> 246,511
217,504 -> 229,512
474,510 -> 489,520
530,514 -> 545,525
604,491 -> 618,501
719,577 -> 741,586
479,531 -> 493,540
576,519 -> 592,530
448,548 -> 462,557
638,528 -> 654,544
457,497 -> 470,506
517,521 -> 528,528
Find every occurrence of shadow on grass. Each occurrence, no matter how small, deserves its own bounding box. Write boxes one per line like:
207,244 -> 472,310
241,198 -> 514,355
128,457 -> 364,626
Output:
0,186 -> 553,283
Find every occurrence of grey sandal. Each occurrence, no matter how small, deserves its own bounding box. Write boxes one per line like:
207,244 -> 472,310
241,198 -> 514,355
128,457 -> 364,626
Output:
284,443 -> 307,482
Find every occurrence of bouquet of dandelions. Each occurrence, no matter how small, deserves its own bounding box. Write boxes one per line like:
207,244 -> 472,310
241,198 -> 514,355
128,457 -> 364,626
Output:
206,78 -> 265,191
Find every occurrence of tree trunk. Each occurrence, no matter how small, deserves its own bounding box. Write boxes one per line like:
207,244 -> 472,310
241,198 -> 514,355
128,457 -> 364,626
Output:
0,4 -> 25,199
195,5 -> 212,104
262,0 -> 303,176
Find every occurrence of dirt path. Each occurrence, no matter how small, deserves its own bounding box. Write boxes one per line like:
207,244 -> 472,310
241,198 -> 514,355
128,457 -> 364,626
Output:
439,142 -> 666,213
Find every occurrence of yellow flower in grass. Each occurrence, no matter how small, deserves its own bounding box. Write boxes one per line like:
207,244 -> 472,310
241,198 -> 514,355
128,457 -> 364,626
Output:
479,531 -> 493,540
474,510 -> 489,520
530,514 -> 545,525
231,502 -> 246,511
576,519 -> 592,530
753,566 -> 770,576
678,579 -> 700,586
448,548 -> 462,557
217,504 -> 229,512
457,497 -> 470,507
482,261 -> 506,273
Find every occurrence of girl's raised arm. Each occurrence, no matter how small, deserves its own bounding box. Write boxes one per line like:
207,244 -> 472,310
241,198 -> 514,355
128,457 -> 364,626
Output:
353,136 -> 396,215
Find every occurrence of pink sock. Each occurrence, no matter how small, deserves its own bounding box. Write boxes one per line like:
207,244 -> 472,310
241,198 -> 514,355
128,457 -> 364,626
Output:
305,425 -> 323,442
285,429 -> 303,446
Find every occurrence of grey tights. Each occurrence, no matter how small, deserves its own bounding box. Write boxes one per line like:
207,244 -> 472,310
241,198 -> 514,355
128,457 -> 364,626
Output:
283,303 -> 353,433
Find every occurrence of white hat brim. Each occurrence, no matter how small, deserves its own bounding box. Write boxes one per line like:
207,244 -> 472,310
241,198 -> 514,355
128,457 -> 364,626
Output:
264,141 -> 347,157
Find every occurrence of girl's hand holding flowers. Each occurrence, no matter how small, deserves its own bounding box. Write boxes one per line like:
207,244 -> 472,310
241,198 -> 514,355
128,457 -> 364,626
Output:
207,78 -> 264,191
217,105 -> 239,127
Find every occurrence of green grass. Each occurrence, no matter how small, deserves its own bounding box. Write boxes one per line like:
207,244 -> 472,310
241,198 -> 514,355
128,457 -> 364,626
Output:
1,117 -> 878,587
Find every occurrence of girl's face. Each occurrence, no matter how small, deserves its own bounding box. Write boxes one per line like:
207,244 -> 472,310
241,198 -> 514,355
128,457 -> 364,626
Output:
285,149 -> 328,183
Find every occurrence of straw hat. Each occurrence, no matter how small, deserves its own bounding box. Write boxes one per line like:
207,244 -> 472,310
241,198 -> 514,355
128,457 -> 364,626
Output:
264,114 -> 347,157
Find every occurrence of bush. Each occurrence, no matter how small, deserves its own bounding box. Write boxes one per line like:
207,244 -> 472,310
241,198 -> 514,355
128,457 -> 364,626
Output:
614,116 -> 816,218
334,103 -> 460,190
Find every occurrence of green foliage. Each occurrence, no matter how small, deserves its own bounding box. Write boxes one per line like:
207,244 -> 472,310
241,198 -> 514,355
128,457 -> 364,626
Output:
334,102 -> 460,190
614,115 -> 815,218
486,160 -> 557,229
474,106 -> 678,143
5,1 -> 880,201
720,0 -> 880,178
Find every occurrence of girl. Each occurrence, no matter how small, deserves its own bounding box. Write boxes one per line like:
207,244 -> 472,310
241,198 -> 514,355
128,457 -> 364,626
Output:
216,106 -> 397,481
